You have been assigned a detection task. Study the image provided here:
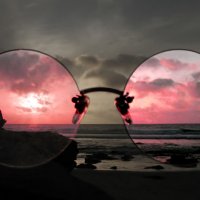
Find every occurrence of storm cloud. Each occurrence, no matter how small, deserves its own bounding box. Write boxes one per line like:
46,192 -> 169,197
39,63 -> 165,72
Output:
57,53 -> 146,89
83,67 -> 127,89
101,54 -> 146,73
1,0 -> 200,58
195,82 -> 200,97
129,78 -> 176,98
192,71 -> 200,81
75,55 -> 100,68
150,78 -> 175,88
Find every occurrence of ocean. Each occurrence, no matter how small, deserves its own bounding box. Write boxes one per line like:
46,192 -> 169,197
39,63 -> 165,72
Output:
4,123 -> 200,141
4,124 -> 200,163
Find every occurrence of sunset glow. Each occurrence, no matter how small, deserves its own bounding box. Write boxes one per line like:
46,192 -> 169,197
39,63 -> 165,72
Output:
0,50 -> 80,124
18,93 -> 49,113
125,50 -> 200,124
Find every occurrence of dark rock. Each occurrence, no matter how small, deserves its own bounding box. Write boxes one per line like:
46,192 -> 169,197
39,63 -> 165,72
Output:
92,152 -> 114,160
53,140 -> 79,172
110,166 -> 117,170
110,150 -> 120,154
76,163 -> 97,169
144,165 -> 164,170
0,110 -> 6,129
85,155 -> 101,164
0,130 -> 76,168
121,153 -> 133,161
167,154 -> 198,167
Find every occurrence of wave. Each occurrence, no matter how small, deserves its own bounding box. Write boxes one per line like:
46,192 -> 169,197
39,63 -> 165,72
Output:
4,124 -> 200,140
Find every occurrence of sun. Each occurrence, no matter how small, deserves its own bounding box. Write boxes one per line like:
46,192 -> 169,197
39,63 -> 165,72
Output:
21,94 -> 40,108
18,93 -> 45,113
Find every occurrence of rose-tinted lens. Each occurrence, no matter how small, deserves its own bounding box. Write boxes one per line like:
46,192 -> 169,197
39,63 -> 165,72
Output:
0,49 -> 82,167
124,50 -> 200,165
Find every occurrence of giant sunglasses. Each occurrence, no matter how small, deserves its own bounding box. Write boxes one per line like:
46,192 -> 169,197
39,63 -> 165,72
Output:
0,49 -> 199,168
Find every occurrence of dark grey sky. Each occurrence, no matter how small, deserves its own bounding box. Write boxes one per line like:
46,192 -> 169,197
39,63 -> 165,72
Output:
0,0 -> 200,123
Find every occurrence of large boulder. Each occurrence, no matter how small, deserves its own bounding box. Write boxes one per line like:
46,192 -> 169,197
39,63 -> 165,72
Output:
0,130 -> 78,171
167,154 -> 198,167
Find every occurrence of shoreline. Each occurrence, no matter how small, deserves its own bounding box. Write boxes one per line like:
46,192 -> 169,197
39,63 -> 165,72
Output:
75,154 -> 200,172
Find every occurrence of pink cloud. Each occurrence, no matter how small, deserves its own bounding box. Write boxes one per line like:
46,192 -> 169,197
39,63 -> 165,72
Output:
125,51 -> 200,124
143,57 -> 198,71
126,79 -> 200,123
127,78 -> 176,99
131,106 -> 200,124
160,59 -> 188,70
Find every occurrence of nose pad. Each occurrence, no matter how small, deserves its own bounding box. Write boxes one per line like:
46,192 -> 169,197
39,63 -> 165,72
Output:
115,93 -> 134,125
72,94 -> 90,124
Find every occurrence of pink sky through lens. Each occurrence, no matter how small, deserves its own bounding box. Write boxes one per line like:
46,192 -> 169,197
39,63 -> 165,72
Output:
0,50 -> 79,124
125,50 -> 200,124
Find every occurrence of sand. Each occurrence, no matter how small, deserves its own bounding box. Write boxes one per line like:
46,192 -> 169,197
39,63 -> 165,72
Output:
73,169 -> 200,200
0,159 -> 200,200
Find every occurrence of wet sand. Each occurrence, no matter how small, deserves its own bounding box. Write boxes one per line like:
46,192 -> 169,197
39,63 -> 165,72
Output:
0,161 -> 200,200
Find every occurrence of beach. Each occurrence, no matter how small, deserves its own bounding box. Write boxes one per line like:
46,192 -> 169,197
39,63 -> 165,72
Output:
0,124 -> 200,199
